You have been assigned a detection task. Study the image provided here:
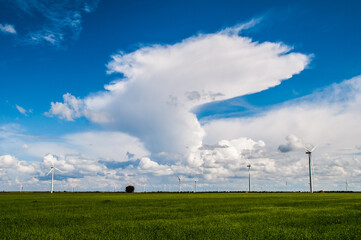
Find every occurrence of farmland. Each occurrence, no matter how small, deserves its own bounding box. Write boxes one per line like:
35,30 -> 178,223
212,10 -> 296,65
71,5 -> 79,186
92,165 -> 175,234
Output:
0,192 -> 361,239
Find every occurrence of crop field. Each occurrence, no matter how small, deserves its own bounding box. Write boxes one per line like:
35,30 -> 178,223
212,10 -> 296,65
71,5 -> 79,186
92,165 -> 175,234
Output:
0,192 -> 361,239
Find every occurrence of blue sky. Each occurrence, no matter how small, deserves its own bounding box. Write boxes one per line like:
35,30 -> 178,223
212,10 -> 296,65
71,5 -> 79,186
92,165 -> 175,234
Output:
1,0 -> 361,192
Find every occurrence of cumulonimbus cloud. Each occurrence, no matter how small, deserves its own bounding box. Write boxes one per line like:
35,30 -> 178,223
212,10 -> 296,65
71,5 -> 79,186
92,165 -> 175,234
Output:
47,21 -> 310,160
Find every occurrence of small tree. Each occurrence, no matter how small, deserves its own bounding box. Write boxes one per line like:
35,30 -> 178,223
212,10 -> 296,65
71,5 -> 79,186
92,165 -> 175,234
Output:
125,185 -> 135,193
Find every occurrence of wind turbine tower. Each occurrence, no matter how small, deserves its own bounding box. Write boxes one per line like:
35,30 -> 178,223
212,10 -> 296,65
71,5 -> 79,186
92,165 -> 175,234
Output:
47,165 -> 63,193
305,145 -> 317,193
177,176 -> 181,193
247,164 -> 251,192
346,179 -> 348,191
194,179 -> 198,193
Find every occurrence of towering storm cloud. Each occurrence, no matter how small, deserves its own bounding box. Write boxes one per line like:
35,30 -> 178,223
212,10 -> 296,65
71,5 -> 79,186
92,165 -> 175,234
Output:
48,22 -> 310,158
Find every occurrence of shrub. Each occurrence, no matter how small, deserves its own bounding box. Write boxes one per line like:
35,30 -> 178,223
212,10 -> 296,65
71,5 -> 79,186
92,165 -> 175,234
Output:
125,185 -> 135,193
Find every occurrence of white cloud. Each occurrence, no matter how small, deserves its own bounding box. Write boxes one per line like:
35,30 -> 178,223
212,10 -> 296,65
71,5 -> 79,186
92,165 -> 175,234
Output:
46,93 -> 84,121
278,135 -> 306,153
138,157 -> 174,176
48,21 -> 310,160
0,155 -> 18,168
16,161 -> 36,174
0,23 -> 16,34
187,137 -> 268,181
15,104 -> 27,116
29,30 -> 64,46
24,130 -> 149,162
204,75 -> 361,188
0,154 -> 37,175
9,0 -> 99,46
42,153 -> 103,176
8,21 -> 361,191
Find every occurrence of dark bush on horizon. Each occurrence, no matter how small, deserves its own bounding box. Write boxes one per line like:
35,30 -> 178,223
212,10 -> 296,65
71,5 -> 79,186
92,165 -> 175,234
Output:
126,185 -> 135,193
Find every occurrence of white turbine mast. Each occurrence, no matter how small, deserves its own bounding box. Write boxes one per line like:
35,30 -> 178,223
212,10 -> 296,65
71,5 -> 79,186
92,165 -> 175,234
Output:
304,144 -> 318,193
194,178 -> 198,193
247,164 -> 251,192
177,175 -> 181,193
346,179 -> 348,191
47,164 -> 63,193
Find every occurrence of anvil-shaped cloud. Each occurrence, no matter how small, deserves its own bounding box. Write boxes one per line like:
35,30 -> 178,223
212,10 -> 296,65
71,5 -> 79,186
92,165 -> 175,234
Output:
48,21 -> 310,158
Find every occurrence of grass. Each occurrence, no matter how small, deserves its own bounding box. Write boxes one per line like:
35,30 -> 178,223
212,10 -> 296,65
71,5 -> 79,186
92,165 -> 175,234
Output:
0,192 -> 361,239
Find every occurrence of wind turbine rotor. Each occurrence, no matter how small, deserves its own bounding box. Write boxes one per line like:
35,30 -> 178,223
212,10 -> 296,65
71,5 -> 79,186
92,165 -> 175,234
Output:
53,167 -> 63,173
311,145 -> 318,152
47,168 -> 53,175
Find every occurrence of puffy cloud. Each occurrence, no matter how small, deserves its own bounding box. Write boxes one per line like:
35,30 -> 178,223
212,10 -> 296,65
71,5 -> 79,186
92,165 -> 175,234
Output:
278,135 -> 305,153
0,23 -> 16,34
41,153 -> 104,176
0,155 -> 37,175
188,137 -> 267,181
48,22 -> 310,159
16,161 -> 36,174
46,93 -> 84,121
0,155 -> 18,168
138,157 -> 174,176
203,75 -> 361,188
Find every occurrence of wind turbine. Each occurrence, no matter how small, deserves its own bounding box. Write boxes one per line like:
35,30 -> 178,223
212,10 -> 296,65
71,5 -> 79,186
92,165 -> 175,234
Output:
304,145 -> 318,193
346,179 -> 348,191
47,165 -> 63,193
247,164 -> 251,192
194,178 -> 198,193
177,176 -> 181,193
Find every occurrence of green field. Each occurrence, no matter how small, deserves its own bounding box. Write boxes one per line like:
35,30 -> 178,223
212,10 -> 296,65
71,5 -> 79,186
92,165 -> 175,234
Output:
1,192 -> 361,239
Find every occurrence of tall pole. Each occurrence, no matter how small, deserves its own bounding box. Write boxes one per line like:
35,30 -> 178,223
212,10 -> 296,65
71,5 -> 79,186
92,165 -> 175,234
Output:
51,168 -> 54,193
346,179 -> 348,191
178,176 -> 181,193
194,180 -> 197,193
247,164 -> 251,192
307,152 -> 313,193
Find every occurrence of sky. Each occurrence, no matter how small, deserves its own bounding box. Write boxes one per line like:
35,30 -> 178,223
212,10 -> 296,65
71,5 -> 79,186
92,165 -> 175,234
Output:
1,0 -> 361,192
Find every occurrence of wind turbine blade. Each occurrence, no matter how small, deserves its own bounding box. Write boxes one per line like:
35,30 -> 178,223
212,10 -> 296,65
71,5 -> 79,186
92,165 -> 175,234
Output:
47,168 -> 53,175
53,167 -> 63,173
304,146 -> 311,152
311,145 -> 318,152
